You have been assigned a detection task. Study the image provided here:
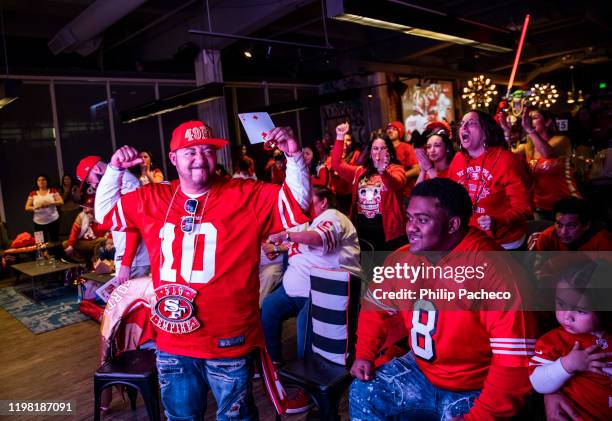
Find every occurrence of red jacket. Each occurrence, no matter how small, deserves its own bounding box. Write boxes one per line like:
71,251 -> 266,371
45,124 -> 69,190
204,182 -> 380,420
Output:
325,151 -> 360,195
449,147 -> 533,247
331,139 -> 407,242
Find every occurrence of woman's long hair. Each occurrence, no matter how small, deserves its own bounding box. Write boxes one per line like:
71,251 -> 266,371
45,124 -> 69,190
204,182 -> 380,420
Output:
423,128 -> 455,165
343,133 -> 360,163
466,110 -> 508,150
305,146 -> 321,177
529,107 -> 559,137
361,134 -> 399,180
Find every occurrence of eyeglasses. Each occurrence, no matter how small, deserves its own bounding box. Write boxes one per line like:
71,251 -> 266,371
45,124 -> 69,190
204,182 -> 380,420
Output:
460,119 -> 480,129
181,198 -> 199,233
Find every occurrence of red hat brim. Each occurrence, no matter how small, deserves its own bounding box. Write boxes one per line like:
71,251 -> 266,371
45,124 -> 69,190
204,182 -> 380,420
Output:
170,137 -> 229,152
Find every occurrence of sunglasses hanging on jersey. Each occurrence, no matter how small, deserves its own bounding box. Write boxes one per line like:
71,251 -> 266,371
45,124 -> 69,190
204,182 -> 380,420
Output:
181,198 -> 199,233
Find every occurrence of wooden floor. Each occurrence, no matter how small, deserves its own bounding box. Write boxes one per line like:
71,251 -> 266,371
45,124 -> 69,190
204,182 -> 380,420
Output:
0,276 -> 349,420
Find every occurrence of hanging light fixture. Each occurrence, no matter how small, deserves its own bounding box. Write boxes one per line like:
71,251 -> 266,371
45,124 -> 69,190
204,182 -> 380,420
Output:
462,75 -> 497,109
528,83 -> 559,108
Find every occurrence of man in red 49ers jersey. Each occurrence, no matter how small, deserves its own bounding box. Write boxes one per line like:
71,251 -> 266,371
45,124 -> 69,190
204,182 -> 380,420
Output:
95,120 -> 310,420
349,178 -> 537,420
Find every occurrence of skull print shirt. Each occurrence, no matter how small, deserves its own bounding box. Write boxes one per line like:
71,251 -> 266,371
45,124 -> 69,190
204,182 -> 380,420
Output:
357,175 -> 384,218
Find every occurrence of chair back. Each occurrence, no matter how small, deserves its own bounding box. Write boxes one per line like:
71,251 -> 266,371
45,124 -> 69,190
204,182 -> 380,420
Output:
309,267 -> 361,366
358,238 -> 375,283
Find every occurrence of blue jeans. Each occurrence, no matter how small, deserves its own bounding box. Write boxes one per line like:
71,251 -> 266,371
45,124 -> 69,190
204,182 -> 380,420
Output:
156,351 -> 257,421
260,285 -> 310,362
349,353 -> 480,420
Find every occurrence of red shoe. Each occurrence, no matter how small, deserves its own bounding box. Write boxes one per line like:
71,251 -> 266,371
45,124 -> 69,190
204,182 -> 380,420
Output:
285,388 -> 314,414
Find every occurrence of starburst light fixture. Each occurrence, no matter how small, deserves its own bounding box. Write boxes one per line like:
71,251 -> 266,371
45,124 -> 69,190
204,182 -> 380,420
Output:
528,83 -> 559,108
462,75 -> 498,109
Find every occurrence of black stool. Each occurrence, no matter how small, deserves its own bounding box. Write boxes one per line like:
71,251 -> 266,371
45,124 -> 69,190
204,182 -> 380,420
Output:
93,349 -> 161,421
277,353 -> 352,420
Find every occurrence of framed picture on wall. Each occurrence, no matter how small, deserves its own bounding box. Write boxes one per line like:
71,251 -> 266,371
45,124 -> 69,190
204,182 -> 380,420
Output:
401,79 -> 454,135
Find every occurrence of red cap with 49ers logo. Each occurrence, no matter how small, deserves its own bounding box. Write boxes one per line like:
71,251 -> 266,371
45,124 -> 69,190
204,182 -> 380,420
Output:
169,121 -> 229,152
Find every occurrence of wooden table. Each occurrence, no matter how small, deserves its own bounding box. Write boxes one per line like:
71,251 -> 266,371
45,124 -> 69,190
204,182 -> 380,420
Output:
11,260 -> 83,302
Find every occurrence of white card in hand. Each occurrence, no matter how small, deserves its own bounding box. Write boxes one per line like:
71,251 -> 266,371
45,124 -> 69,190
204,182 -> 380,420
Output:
238,112 -> 275,145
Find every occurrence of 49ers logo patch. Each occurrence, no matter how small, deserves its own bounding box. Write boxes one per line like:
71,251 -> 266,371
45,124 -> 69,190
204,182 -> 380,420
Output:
151,284 -> 201,334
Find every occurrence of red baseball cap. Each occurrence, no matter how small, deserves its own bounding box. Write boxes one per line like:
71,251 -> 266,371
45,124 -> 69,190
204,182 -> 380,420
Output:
169,121 -> 228,153
76,155 -> 102,189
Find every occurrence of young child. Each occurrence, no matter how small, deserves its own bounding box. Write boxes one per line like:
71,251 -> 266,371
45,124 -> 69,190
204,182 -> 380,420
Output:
529,258 -> 612,420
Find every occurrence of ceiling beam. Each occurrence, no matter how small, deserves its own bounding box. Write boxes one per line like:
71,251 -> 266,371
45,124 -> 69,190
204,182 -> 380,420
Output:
355,60 -> 518,86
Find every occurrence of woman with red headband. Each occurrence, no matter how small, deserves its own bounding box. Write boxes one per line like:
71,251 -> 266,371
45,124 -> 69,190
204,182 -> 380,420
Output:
448,110 -> 533,250
331,122 -> 407,251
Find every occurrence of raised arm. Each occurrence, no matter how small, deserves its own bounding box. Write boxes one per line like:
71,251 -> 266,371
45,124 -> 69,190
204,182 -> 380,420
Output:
267,127 -> 311,211
95,146 -> 143,225
522,111 -> 570,159
331,123 -> 360,183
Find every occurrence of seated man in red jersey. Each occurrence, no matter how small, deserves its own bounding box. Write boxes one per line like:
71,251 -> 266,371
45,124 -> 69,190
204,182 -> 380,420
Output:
349,178 -> 537,420
533,197 -> 612,251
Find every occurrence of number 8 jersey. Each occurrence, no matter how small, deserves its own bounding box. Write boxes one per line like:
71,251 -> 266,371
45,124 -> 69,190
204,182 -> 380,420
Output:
356,228 -> 537,419
95,161 -> 310,359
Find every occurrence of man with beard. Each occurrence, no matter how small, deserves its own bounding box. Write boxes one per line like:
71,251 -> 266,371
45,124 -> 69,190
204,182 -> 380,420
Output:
95,120 -> 311,420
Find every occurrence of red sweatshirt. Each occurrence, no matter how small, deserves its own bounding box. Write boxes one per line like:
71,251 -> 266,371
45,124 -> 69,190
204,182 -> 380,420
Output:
449,147 -> 533,247
325,151 -> 360,195
331,139 -> 407,242
356,228 -> 536,420
311,165 -> 331,189
394,141 -> 419,197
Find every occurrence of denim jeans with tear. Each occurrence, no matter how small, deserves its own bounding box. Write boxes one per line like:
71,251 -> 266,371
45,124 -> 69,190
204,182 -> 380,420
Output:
156,350 -> 257,421
349,352 -> 480,421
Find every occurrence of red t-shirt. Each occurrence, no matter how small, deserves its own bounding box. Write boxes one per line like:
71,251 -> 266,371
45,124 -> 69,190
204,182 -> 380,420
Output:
424,167 -> 449,180
394,142 -> 419,197
527,140 -> 581,211
529,327 -> 612,420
